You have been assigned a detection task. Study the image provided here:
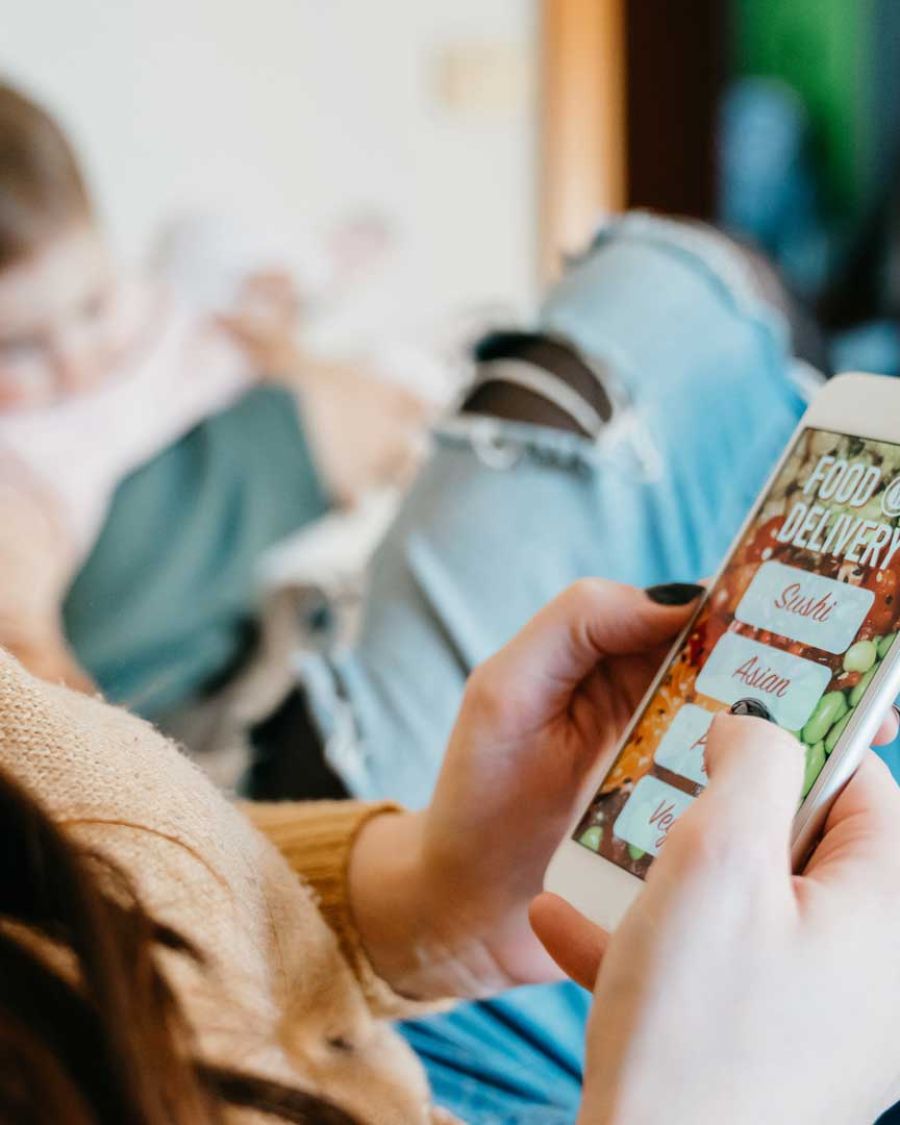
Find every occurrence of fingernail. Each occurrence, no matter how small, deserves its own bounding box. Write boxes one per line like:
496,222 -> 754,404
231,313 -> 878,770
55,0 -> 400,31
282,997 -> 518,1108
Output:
644,583 -> 705,606
729,698 -> 773,722
892,704 -> 900,727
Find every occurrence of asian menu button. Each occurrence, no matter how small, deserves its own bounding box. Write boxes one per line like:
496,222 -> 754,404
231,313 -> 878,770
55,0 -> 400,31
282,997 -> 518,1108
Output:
696,633 -> 831,730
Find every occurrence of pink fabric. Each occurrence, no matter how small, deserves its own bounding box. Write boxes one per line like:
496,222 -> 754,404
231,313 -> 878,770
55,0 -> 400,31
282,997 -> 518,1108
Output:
0,288 -> 252,559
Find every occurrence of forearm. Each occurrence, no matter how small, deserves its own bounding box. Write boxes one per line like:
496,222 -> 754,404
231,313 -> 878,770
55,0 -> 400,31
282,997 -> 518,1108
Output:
0,478 -> 88,691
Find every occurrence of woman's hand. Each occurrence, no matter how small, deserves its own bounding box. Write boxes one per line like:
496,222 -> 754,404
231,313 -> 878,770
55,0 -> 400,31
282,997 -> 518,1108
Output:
532,716 -> 900,1125
350,577 -> 898,1005
349,579 -> 706,998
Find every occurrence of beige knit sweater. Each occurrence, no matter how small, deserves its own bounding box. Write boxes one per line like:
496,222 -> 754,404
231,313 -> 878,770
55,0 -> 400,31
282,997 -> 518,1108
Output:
0,648 -> 454,1124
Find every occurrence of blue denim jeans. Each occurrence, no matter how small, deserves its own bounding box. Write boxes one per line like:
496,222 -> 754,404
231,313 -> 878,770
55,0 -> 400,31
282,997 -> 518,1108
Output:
299,216 -> 814,1121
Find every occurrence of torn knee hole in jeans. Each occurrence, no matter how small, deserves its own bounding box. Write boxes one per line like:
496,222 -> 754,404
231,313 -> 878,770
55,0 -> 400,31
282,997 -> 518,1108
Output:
453,412 -> 664,484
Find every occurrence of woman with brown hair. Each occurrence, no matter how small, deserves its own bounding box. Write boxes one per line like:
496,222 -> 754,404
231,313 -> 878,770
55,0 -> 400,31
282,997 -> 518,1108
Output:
3,577 -> 900,1123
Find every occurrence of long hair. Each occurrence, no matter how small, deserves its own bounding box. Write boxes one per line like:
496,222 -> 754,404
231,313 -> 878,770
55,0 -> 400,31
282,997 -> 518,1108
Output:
0,766 -> 358,1124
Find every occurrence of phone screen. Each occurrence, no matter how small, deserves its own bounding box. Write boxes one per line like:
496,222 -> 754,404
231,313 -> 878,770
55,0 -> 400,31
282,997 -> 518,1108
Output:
574,427 -> 900,878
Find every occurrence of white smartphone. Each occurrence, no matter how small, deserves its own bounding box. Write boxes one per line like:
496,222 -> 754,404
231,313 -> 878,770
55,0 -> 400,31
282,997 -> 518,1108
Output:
545,373 -> 900,929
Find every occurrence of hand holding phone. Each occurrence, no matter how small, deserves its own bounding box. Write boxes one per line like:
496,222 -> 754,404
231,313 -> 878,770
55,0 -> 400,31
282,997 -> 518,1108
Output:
353,579 -> 704,999
535,718 -> 900,1125
546,374 -> 900,928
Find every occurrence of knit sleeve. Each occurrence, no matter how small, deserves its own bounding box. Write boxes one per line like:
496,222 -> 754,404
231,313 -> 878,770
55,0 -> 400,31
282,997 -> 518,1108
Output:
243,800 -> 453,1021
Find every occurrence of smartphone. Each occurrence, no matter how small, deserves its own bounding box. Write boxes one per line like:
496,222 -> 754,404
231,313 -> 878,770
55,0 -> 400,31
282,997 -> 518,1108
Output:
545,373 -> 900,929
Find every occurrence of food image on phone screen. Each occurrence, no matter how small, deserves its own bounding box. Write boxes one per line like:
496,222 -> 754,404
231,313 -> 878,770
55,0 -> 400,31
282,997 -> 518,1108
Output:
574,427 -> 900,878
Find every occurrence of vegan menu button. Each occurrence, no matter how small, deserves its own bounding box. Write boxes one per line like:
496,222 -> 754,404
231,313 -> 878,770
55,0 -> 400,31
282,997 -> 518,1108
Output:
695,633 -> 831,730
613,775 -> 695,857
653,703 -> 714,787
735,561 -> 874,655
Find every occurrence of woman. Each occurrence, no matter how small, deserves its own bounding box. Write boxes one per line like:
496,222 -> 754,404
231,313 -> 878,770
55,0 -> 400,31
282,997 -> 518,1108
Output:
2,578 -> 900,1122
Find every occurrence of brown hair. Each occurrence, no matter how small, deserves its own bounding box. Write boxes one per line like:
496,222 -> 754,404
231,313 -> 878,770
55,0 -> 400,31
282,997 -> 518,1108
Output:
0,80 -> 92,268
0,766 -> 359,1124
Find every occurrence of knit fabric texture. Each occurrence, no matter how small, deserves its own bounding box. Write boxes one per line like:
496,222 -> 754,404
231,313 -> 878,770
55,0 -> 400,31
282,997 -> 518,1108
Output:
0,649 -> 451,1124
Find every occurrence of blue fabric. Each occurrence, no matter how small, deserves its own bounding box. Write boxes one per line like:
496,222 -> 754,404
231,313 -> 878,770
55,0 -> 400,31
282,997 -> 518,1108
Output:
718,77 -> 831,300
301,216 -> 808,1122
876,731 -> 900,780
831,320 -> 900,379
400,984 -> 590,1124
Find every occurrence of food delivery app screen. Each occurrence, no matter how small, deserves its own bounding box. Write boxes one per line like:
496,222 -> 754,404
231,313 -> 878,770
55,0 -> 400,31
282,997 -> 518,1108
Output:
575,428 -> 900,878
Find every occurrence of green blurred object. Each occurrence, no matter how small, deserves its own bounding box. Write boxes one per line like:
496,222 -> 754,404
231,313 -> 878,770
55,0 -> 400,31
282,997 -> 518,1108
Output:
843,639 -> 878,673
64,388 -> 331,719
734,0 -> 872,219
801,690 -> 848,746
849,664 -> 878,708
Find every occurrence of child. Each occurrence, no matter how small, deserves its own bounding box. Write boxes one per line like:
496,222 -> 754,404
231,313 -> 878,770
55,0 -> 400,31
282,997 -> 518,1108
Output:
0,80 -> 427,688
0,82 -> 257,556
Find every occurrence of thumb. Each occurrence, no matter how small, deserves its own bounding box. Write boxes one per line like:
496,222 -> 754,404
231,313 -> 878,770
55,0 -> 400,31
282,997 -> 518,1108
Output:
529,892 -> 609,990
481,580 -> 702,711
664,712 -> 804,875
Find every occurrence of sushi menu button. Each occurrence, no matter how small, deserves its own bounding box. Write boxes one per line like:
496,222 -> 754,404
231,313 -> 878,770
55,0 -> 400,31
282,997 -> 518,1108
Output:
735,561 -> 873,655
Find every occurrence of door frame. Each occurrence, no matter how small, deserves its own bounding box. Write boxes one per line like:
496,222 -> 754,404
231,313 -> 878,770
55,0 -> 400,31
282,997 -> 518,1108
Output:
539,0 -> 626,282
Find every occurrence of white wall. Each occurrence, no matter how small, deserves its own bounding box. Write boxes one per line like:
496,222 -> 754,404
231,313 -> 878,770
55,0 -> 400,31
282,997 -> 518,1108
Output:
0,0 -> 538,350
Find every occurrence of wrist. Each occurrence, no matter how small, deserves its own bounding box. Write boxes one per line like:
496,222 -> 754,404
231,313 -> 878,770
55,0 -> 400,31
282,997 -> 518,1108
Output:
347,810 -> 432,996
348,810 -> 526,1000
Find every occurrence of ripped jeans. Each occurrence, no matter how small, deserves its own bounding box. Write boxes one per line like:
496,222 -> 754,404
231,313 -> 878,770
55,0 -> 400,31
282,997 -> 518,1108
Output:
304,411 -> 801,807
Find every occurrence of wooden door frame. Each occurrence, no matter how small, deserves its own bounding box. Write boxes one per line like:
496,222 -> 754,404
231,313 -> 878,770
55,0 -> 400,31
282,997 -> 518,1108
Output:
538,0 -> 627,282
539,0 -> 724,284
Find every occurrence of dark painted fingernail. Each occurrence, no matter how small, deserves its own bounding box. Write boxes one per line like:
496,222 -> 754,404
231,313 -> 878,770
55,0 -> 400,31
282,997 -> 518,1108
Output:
892,704 -> 900,727
645,583 -> 705,606
729,698 -> 773,721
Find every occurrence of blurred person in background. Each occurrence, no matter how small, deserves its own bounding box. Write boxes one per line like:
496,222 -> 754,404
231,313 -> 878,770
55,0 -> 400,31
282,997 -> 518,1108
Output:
0,78 -> 427,703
